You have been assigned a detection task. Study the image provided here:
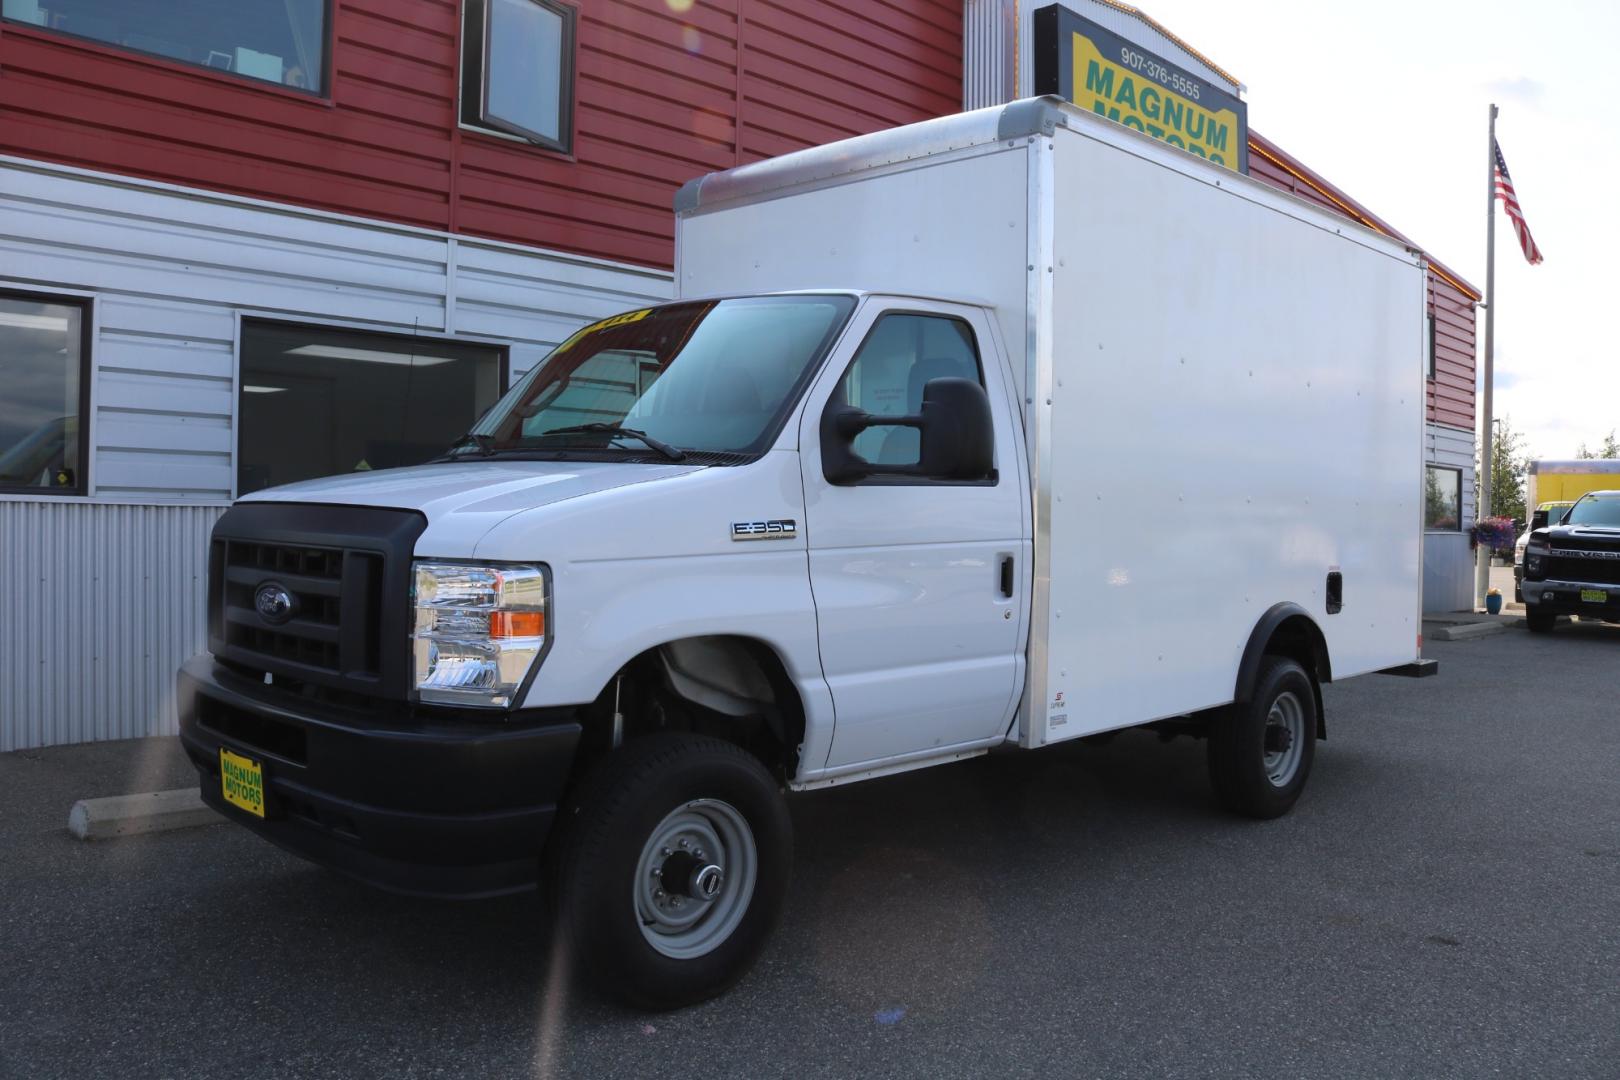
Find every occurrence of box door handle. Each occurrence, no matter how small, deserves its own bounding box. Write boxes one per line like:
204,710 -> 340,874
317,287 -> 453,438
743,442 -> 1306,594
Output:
1000,555 -> 1015,597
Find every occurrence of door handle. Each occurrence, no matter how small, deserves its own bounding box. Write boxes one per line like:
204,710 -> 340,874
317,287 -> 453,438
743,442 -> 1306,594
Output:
999,555 -> 1015,597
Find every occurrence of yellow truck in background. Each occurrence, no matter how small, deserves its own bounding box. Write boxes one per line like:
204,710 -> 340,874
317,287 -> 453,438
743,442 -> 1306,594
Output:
1515,460 -> 1620,602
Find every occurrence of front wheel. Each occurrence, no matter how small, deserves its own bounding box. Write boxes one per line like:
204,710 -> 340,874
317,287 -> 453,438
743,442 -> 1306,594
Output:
548,733 -> 792,1010
1526,608 -> 1556,633
1208,656 -> 1317,819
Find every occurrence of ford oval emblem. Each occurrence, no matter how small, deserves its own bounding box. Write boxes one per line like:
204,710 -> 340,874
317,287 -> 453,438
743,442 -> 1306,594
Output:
254,581 -> 297,625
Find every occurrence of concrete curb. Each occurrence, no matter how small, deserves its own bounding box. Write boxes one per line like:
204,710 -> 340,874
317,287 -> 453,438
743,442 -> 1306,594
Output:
1424,621 -> 1514,642
67,789 -> 221,840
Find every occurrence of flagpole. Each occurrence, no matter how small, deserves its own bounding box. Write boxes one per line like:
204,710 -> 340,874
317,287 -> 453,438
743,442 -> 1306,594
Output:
1475,102 -> 1498,609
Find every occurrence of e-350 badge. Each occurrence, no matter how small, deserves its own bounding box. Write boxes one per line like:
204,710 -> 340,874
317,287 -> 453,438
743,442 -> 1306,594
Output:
732,519 -> 797,541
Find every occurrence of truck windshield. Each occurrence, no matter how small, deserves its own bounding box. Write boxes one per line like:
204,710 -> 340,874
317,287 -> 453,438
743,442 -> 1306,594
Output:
459,295 -> 856,459
1539,503 -> 1573,526
1564,495 -> 1620,527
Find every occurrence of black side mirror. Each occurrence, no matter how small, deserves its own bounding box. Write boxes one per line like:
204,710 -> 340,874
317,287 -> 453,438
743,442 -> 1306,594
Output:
917,377 -> 995,480
1531,510 -> 1549,530
821,377 -> 994,484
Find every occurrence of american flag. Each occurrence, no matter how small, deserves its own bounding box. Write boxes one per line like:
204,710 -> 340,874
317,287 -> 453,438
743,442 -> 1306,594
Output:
1494,140 -> 1543,264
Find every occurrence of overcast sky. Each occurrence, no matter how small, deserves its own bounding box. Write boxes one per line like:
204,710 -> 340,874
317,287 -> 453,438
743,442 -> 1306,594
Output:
1132,0 -> 1616,460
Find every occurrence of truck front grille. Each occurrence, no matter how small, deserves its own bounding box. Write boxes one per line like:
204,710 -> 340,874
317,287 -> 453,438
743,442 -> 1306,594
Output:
206,503 -> 426,700
217,540 -> 369,676
1544,554 -> 1620,586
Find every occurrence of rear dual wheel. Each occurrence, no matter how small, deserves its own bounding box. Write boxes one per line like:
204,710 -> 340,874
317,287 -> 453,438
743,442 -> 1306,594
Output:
1208,656 -> 1317,819
548,733 -> 792,1010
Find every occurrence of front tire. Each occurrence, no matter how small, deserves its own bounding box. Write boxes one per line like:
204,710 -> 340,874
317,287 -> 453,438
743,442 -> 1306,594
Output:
548,733 -> 792,1010
1525,608 -> 1556,633
1208,656 -> 1317,819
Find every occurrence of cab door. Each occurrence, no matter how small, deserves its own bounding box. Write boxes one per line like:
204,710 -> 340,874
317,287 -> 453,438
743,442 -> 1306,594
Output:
798,301 -> 1028,770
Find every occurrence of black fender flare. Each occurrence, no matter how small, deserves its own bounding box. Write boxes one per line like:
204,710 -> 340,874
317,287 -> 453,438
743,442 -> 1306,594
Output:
1234,603 -> 1331,738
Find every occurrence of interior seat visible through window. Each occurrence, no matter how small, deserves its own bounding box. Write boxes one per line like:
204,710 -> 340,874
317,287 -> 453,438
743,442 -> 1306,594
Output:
837,313 -> 983,469
877,355 -> 976,464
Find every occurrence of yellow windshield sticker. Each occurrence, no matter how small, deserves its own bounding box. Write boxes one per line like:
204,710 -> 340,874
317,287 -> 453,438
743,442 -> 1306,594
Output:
594,308 -> 652,330
554,307 -> 653,355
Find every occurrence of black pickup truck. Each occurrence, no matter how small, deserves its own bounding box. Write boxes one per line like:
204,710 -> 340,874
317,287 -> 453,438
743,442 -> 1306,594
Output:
1520,491 -> 1620,632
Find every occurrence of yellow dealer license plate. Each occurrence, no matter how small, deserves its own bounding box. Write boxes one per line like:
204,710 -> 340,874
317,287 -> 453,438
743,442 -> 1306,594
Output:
220,748 -> 265,818
1581,588 -> 1608,604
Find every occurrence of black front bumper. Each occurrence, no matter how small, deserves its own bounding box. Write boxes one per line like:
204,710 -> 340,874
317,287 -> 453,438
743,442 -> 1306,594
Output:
178,656 -> 581,899
1521,580 -> 1620,620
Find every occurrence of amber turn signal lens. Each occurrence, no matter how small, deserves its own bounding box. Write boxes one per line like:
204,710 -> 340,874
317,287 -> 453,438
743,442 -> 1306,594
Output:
489,611 -> 545,638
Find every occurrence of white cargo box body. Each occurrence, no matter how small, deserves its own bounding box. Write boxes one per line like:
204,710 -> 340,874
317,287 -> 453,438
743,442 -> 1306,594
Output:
676,98 -> 1425,748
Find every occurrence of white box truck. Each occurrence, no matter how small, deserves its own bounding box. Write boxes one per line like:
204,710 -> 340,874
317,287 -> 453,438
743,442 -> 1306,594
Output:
179,98 -> 1432,1008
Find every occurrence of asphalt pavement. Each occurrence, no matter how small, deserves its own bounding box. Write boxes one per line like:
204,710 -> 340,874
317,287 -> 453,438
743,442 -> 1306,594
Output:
2,625 -> 1617,1079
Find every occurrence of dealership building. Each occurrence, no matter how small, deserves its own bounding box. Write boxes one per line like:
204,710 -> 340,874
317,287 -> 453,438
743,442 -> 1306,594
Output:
0,0 -> 1477,750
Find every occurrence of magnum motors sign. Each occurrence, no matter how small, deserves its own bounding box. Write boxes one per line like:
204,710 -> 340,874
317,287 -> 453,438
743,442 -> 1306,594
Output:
1033,4 -> 1248,173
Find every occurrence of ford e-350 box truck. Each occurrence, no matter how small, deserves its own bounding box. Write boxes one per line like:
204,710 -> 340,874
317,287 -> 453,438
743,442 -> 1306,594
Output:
179,97 -> 1431,1008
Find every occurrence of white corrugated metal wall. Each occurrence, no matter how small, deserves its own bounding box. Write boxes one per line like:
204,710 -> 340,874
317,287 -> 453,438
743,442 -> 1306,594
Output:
0,155 -> 671,750
0,502 -> 220,750
962,0 -> 1017,111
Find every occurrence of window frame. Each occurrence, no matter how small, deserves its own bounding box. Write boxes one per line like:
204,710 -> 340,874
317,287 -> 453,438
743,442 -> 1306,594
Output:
1424,463 -> 1463,533
0,287 -> 93,498
235,317 -> 511,496
459,0 -> 577,154
822,309 -> 997,489
0,0 -> 336,100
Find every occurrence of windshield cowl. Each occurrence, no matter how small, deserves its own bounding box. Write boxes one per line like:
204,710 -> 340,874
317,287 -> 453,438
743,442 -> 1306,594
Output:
436,445 -> 751,467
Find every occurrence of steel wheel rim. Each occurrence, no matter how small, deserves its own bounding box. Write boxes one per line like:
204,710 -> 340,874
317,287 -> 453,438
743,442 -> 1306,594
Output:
633,798 -> 757,960
1263,690 -> 1306,787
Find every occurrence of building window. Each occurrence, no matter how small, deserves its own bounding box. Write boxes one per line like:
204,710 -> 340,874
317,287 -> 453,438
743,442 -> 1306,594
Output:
0,291 -> 90,495
2,0 -> 330,95
238,322 -> 504,496
1425,465 -> 1462,531
461,0 -> 575,151
1427,315 -> 1437,379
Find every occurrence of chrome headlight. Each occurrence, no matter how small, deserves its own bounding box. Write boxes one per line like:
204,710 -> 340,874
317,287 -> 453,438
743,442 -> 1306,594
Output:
411,562 -> 548,708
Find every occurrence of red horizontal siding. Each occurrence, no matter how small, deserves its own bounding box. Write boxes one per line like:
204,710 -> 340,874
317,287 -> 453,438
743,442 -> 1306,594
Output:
0,2 -> 459,229
1248,132 -> 1477,432
1428,275 -> 1476,431
0,1 -> 961,270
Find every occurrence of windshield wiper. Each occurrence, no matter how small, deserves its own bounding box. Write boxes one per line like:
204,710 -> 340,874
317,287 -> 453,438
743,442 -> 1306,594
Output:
441,432 -> 496,458
540,423 -> 687,462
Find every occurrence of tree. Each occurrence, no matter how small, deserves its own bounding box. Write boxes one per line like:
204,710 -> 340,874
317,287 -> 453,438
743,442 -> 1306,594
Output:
1488,416 -> 1527,523
1574,431 -> 1618,459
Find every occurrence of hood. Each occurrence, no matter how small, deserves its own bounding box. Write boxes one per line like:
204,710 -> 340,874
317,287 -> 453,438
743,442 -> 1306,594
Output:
243,459 -> 702,530
1536,524 -> 1620,546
